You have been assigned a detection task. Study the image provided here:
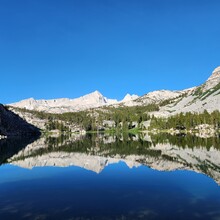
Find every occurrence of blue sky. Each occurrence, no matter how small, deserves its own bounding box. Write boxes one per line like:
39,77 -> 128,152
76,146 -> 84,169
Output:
0,0 -> 220,104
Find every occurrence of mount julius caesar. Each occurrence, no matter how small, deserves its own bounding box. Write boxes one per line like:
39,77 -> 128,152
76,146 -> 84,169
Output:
9,67 -> 220,115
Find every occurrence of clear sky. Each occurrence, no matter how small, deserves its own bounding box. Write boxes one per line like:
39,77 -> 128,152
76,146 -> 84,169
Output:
0,0 -> 220,104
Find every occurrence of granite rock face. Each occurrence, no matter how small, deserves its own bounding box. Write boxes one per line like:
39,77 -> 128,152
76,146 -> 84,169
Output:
204,66 -> 220,91
151,66 -> 220,117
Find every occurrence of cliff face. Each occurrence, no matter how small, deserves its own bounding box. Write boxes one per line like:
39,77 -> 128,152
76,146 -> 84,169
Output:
0,104 -> 41,137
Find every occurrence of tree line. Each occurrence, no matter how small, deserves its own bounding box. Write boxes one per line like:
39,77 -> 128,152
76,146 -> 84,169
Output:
150,110 -> 220,130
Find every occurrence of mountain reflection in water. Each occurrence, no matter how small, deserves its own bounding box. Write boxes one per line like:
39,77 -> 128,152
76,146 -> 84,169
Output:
5,133 -> 220,185
0,133 -> 220,220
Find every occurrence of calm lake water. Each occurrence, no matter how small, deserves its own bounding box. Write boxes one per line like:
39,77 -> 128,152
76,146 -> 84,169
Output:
0,133 -> 220,220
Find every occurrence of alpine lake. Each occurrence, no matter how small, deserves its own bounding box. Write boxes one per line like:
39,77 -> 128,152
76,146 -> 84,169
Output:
1,132 -> 220,220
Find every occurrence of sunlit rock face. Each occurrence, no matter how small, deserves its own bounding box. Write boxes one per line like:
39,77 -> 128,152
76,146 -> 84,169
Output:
204,66 -> 220,91
152,66 -> 220,117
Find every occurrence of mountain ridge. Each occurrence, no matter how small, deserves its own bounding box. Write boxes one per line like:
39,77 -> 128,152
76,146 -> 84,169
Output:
152,66 -> 220,117
8,66 -> 220,116
9,90 -> 139,113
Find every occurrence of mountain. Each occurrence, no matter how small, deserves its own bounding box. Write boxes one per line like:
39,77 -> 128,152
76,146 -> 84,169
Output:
118,67 -> 220,114
0,104 -> 40,137
135,90 -> 183,105
9,90 -> 118,114
8,66 -> 220,116
121,94 -> 139,102
153,66 -> 220,117
9,90 -> 140,114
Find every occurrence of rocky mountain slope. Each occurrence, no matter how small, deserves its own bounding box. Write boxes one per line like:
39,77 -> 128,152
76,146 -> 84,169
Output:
131,90 -> 184,106
153,67 -> 220,117
0,104 -> 40,137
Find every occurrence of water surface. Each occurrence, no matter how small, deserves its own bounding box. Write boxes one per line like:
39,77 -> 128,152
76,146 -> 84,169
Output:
0,133 -> 220,220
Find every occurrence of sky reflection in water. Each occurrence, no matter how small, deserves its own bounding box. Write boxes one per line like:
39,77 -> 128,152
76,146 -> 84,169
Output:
0,162 -> 220,220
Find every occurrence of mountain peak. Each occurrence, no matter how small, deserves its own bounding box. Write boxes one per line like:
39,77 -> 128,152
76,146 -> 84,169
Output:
82,90 -> 105,101
90,90 -> 103,97
204,66 -> 220,91
122,94 -> 139,102
207,66 -> 220,81
82,90 -> 104,99
9,90 -> 115,113
213,66 -> 220,73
